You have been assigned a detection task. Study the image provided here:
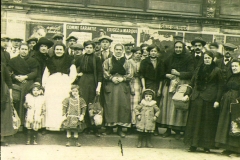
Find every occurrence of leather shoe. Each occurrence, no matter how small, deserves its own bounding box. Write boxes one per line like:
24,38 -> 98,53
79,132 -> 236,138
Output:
188,146 -> 197,152
118,131 -> 126,138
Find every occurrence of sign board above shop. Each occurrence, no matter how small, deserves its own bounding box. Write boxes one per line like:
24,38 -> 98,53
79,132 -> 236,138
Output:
66,24 -> 138,48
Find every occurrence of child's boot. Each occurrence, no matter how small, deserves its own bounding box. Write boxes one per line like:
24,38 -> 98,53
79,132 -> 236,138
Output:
74,138 -> 81,147
66,137 -> 71,147
33,131 -> 38,145
26,130 -> 31,145
146,133 -> 153,148
137,133 -> 143,148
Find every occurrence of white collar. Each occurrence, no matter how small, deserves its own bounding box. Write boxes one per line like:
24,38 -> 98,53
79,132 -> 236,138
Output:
140,99 -> 156,106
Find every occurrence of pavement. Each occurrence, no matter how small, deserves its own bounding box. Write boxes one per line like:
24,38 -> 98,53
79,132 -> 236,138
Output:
1,129 -> 239,160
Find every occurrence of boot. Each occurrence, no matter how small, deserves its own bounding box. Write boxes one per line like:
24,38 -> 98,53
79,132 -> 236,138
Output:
94,128 -> 101,137
146,133 -> 153,148
66,138 -> 71,147
137,133 -> 143,148
26,130 -> 31,145
74,138 -> 81,147
175,131 -> 181,140
105,127 -> 113,135
33,131 -> 38,145
162,128 -> 171,138
117,126 -> 126,138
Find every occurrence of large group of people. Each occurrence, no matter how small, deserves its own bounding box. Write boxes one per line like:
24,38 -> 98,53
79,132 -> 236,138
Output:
1,32 -> 240,157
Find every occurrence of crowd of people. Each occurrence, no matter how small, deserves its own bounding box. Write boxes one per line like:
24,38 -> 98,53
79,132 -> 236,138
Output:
1,32 -> 240,157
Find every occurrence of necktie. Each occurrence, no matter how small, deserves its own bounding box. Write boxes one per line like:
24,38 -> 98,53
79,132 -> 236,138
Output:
196,54 -> 200,59
70,49 -> 74,56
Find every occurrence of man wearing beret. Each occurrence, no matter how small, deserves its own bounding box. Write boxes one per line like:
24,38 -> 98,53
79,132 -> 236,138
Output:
1,36 -> 11,64
7,38 -> 23,59
98,35 -> 113,63
124,42 -> 134,60
65,35 -> 78,57
26,37 -> 38,57
216,43 -> 237,83
190,37 -> 206,70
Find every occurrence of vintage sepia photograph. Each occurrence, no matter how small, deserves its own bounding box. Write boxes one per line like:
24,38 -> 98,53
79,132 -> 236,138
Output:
1,0 -> 240,159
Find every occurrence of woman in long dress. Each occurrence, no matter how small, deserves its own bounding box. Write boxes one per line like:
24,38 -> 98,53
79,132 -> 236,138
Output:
128,47 -> 142,133
1,63 -> 16,146
42,42 -> 77,131
184,51 -> 224,152
156,41 -> 194,139
103,44 -> 133,138
215,59 -> 240,156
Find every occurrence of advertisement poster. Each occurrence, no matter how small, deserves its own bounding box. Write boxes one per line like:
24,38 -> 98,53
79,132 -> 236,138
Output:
66,24 -> 138,49
226,35 -> 240,57
26,22 -> 64,40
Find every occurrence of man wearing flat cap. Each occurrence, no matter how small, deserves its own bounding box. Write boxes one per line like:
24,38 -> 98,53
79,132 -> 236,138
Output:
99,29 -> 106,38
191,37 -> 206,69
1,36 -> 11,64
65,35 -> 78,57
48,33 -> 64,57
70,43 -> 84,60
7,38 -> 23,59
92,38 -> 101,57
33,37 -> 54,83
124,42 -> 135,60
26,37 -> 38,57
209,42 -> 223,62
98,35 -> 113,63
216,43 -> 237,83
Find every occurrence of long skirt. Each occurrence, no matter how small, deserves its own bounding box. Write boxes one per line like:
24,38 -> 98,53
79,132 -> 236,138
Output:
104,81 -> 131,126
44,73 -> 71,131
157,79 -> 189,131
1,83 -> 16,136
14,80 -> 33,125
130,77 -> 142,124
77,73 -> 96,128
215,90 -> 240,153
184,97 -> 219,148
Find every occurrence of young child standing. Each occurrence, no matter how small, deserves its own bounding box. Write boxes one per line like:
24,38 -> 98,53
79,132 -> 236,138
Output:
24,82 -> 45,145
62,85 -> 87,147
134,89 -> 160,148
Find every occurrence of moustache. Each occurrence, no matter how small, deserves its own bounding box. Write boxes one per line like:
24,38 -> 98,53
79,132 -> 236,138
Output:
195,48 -> 201,51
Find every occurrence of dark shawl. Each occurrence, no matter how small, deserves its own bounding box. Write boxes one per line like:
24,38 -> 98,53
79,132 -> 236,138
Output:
110,56 -> 126,75
46,53 -> 73,75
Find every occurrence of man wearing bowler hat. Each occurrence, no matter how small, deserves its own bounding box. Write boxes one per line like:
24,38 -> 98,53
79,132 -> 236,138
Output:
98,35 -> 113,63
191,37 -> 206,70
8,37 -> 23,59
1,36 -> 11,64
65,35 -> 78,57
216,43 -> 237,84
124,41 -> 135,60
26,37 -> 38,57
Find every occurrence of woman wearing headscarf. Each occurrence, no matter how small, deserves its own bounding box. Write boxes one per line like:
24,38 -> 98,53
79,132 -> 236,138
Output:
156,41 -> 194,139
8,43 -> 39,127
184,51 -> 224,153
75,40 -> 103,137
139,44 -> 165,135
215,59 -> 240,157
103,44 -> 133,138
42,42 -> 77,131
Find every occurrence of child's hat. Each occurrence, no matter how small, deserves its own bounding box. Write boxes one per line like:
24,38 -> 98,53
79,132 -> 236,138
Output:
142,89 -> 155,98
28,82 -> 44,93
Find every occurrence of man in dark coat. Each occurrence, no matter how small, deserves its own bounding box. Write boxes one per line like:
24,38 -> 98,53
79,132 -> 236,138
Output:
1,36 -> 11,64
216,43 -> 237,84
33,37 -> 54,83
190,37 -> 206,70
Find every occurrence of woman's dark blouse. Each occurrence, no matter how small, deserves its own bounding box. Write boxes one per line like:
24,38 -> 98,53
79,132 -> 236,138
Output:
75,53 -> 103,82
